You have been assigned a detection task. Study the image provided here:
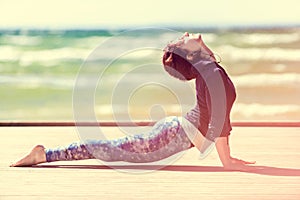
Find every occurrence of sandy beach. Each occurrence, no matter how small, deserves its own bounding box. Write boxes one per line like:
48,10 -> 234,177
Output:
1,126 -> 300,200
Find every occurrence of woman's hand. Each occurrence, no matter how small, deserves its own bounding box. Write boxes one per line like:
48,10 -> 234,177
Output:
231,157 -> 256,165
215,137 -> 256,171
223,157 -> 256,171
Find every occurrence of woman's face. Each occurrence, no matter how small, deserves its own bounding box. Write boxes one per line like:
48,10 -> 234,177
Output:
178,32 -> 203,52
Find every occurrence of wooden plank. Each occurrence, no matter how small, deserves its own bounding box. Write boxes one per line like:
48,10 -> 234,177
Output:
0,121 -> 155,127
0,121 -> 300,127
1,127 -> 300,200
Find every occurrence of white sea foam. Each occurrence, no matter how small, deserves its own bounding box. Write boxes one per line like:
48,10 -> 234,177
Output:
94,103 -> 300,121
2,34 -> 42,46
95,104 -> 190,117
0,43 -> 160,66
0,45 -> 20,62
232,73 -> 300,88
232,103 -> 300,120
201,33 -> 217,43
0,46 -> 91,66
73,36 -> 108,48
237,32 -> 300,45
21,47 -> 92,66
218,45 -> 300,61
0,75 -> 74,89
120,49 -> 159,59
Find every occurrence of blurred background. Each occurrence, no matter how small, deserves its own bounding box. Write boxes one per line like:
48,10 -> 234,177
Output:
0,0 -> 299,122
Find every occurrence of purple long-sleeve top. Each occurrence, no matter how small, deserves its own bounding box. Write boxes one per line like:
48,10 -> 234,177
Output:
185,60 -> 236,141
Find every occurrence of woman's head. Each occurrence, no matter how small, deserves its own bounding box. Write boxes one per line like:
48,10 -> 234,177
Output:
162,50 -> 197,81
162,32 -> 203,81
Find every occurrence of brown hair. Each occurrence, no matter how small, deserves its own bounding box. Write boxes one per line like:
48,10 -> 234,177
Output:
162,48 -> 197,81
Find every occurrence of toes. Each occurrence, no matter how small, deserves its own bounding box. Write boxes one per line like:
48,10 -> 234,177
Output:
10,161 -> 22,167
10,145 -> 46,167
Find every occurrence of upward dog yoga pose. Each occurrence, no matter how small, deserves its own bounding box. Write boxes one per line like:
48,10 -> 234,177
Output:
11,32 -> 255,170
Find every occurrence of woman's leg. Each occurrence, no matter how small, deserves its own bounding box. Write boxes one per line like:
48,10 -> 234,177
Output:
11,117 -> 193,166
46,117 -> 193,163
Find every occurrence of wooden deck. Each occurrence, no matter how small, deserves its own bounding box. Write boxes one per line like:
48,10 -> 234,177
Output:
1,126 -> 300,200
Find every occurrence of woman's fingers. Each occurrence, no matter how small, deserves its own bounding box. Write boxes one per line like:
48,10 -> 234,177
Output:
242,160 -> 256,164
231,157 -> 256,165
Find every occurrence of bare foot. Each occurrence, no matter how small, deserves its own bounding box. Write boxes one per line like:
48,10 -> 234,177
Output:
10,145 -> 47,167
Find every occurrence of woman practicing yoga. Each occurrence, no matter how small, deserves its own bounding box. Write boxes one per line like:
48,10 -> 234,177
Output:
11,32 -> 255,170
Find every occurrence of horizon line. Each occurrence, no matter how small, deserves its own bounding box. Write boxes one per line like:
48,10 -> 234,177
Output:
1,22 -> 300,31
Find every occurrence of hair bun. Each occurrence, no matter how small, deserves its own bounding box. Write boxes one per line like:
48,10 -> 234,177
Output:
163,51 -> 173,66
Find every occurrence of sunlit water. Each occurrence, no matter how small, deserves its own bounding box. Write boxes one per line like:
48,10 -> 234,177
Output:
1,27 -> 299,121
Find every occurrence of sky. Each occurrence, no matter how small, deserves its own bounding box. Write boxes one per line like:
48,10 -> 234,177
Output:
0,0 -> 299,29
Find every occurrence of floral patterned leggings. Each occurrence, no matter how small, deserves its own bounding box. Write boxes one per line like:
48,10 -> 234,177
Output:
45,117 -> 194,163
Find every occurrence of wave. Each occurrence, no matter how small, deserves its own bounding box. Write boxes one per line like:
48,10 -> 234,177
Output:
232,73 -> 300,89
0,74 -> 74,89
4,31 -> 299,67
0,42 -> 161,67
218,45 -> 300,62
0,45 -> 91,66
2,70 -> 299,92
2,102 -> 298,121
232,103 -> 300,120
93,103 -> 300,121
72,36 -> 108,48
236,32 -> 300,45
1,34 -> 42,46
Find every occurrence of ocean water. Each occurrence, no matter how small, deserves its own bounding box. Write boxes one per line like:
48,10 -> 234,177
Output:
0,27 -> 299,121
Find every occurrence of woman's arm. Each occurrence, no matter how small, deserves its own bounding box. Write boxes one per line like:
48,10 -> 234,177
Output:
215,137 -> 256,170
215,137 -> 231,166
196,64 -> 255,170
